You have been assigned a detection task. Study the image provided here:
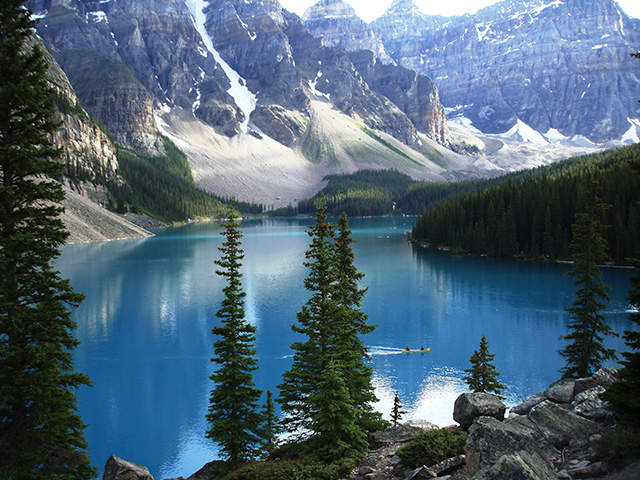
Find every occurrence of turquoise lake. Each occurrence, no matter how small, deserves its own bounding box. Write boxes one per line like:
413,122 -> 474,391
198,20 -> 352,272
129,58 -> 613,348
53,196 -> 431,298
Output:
56,216 -> 635,478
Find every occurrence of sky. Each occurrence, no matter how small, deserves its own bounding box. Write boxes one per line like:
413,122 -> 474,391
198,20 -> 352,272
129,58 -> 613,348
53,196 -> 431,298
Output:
279,0 -> 640,23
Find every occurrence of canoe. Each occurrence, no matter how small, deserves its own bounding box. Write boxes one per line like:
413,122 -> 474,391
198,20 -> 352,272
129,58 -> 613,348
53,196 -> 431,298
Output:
401,348 -> 430,353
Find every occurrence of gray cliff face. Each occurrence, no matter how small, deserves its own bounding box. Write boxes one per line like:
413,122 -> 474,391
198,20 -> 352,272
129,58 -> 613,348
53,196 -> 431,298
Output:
371,0 -> 640,142
349,50 -> 450,146
302,0 -> 393,64
28,0 -> 240,148
41,38 -> 120,196
28,0 -> 450,151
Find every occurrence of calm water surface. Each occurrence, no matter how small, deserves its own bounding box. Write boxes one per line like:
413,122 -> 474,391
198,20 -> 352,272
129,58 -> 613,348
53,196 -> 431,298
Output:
56,217 -> 635,478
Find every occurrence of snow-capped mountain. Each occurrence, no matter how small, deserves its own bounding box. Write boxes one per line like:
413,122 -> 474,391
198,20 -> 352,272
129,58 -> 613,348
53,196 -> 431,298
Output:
369,0 -> 640,143
27,0 -> 468,206
24,0 -> 639,210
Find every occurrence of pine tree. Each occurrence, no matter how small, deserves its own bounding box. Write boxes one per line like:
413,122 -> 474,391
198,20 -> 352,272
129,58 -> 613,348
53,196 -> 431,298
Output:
260,390 -> 281,456
206,215 -> 263,469
390,391 -> 406,427
559,180 -> 616,378
0,3 -> 95,478
277,203 -> 380,462
332,213 -> 385,432
307,360 -> 368,463
277,200 -> 338,434
463,335 -> 506,398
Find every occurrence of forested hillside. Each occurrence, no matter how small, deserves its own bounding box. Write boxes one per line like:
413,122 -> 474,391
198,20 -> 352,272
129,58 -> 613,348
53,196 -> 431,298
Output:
411,144 -> 640,264
107,137 -> 262,222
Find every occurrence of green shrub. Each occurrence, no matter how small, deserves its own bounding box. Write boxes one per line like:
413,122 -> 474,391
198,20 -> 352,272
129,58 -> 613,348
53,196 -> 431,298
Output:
396,428 -> 467,468
223,459 -> 350,480
600,426 -> 640,470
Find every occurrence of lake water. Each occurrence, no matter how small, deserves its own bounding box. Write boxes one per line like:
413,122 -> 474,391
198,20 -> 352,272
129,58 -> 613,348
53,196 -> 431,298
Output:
56,216 -> 635,479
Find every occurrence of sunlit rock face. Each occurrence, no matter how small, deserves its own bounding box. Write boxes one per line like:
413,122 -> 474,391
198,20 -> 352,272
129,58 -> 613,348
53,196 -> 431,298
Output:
28,0 -> 451,149
371,0 -> 640,142
302,0 -> 393,64
27,0 -> 239,148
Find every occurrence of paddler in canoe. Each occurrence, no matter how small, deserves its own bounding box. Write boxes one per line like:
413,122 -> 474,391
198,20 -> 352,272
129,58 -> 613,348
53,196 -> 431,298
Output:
401,345 -> 430,353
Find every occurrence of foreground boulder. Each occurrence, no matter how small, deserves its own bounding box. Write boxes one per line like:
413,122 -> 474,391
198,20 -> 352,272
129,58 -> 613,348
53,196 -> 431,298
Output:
466,400 -> 606,478
511,368 -> 617,416
103,455 -> 153,480
453,393 -> 507,429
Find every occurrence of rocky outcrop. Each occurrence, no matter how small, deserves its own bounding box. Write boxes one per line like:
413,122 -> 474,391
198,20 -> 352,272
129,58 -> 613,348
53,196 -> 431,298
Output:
457,369 -> 619,480
371,0 -> 640,142
302,0 -> 393,64
453,393 -> 507,429
349,50 -> 450,146
28,0 -> 237,148
511,367 -> 617,418
103,455 -> 153,480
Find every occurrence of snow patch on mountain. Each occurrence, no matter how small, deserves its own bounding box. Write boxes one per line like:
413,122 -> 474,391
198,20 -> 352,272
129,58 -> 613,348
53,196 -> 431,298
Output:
448,116 -> 483,135
500,119 -> 549,145
545,128 -> 568,143
185,0 -> 257,134
622,118 -> 640,143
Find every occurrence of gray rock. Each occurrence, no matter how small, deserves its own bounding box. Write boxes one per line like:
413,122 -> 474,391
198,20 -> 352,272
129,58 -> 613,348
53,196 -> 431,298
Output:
103,455 -> 153,480
429,455 -> 466,476
592,367 -> 618,386
471,451 -> 558,480
528,400 -> 604,449
572,386 -> 615,424
509,393 -> 546,416
453,393 -> 507,429
404,465 -> 437,479
465,415 -> 556,475
574,367 -> 618,396
543,378 -> 576,404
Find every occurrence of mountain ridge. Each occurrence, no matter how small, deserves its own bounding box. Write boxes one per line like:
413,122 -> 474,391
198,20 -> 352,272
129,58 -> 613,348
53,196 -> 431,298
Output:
25,0 -> 638,217
368,0 -> 640,142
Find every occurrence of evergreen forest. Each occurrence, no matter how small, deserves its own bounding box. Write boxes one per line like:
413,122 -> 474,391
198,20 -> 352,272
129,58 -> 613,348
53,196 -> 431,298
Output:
411,144 -> 640,263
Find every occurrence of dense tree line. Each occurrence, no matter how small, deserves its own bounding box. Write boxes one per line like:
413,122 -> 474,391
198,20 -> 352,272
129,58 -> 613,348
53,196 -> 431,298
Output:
294,169 -> 415,217
411,144 -> 640,264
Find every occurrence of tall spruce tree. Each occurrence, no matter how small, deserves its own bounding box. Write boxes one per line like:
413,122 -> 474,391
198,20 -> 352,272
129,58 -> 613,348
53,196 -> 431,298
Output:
277,200 -> 338,434
277,203 -> 380,461
206,215 -> 263,469
559,180 -> 616,378
463,335 -> 506,398
332,213 -> 385,432
0,3 -> 95,479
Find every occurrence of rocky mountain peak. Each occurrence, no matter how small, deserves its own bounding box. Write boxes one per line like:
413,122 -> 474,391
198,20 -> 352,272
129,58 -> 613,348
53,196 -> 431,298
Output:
302,0 -> 393,63
371,0 -> 640,142
302,0 -> 357,20
385,0 -> 423,16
